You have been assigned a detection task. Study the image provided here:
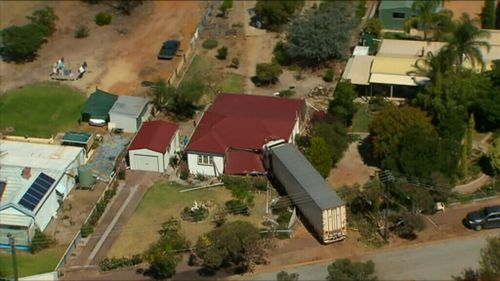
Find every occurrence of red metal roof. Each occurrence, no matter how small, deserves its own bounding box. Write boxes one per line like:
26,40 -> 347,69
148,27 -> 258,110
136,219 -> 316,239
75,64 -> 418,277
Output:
186,93 -> 305,174
129,120 -> 179,154
224,150 -> 265,175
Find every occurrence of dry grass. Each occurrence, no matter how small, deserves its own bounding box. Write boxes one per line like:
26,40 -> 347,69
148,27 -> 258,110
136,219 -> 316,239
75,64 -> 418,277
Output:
107,180 -> 266,257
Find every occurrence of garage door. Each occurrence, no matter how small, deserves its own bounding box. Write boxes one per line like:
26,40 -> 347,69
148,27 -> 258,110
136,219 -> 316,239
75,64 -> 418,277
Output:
133,154 -> 160,172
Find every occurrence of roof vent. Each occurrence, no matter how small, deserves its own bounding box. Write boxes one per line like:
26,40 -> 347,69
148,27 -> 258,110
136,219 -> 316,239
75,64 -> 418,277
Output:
21,167 -> 31,180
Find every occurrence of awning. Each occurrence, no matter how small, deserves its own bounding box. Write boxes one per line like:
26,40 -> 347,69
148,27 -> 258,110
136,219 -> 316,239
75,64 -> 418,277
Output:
342,56 -> 374,85
0,213 -> 34,227
369,73 -> 429,86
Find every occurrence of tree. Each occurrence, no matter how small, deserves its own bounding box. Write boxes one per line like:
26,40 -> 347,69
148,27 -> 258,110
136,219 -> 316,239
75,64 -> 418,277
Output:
195,221 -> 270,273
326,259 -> 377,281
0,24 -> 45,62
478,235 -> 500,281
144,217 -> 190,280
480,0 -> 497,29
412,49 -> 454,88
255,0 -> 304,31
405,0 -> 442,41
306,137 -> 333,178
312,122 -> 350,166
444,13 -> 491,70
277,271 -> 299,281
369,106 -> 435,162
328,80 -> 358,126
392,211 -> 426,240
219,0 -> 233,17
27,7 -> 58,36
285,1 -> 359,65
255,62 -> 282,84
216,46 -> 228,60
149,79 -> 170,113
453,268 -> 480,281
364,18 -> 383,38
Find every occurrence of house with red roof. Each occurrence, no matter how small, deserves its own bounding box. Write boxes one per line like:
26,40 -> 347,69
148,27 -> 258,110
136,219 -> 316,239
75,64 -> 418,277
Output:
128,120 -> 180,173
185,93 -> 306,176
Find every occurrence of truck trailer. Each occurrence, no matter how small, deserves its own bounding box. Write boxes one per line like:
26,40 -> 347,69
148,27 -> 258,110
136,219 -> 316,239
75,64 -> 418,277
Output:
263,140 -> 347,243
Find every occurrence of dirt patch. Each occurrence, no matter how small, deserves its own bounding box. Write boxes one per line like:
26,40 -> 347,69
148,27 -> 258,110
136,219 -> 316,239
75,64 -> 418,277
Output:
0,1 -> 203,95
327,140 -> 378,188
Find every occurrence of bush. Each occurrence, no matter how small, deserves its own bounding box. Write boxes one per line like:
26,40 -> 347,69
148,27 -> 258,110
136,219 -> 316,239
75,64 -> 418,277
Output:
252,177 -> 267,191
81,223 -> 95,238
99,255 -> 143,271
255,62 -> 282,84
1,24 -> 45,62
225,199 -> 250,216
273,41 -> 291,66
216,46 -> 228,60
95,12 -> 112,26
231,57 -> 240,68
75,25 -> 90,38
181,205 -> 209,222
323,68 -> 334,82
195,173 -> 207,181
180,170 -> 189,180
202,38 -> 218,49
30,229 -> 55,253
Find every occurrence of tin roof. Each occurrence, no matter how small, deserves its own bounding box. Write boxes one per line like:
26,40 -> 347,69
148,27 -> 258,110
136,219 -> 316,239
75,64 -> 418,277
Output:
109,95 -> 149,118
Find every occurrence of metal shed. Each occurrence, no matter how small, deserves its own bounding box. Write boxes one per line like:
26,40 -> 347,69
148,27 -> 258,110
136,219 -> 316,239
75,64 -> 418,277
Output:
108,96 -> 151,133
378,0 -> 416,30
80,89 -> 118,122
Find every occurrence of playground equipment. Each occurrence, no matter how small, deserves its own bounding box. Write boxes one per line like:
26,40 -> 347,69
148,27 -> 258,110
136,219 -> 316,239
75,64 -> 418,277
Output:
50,57 -> 88,81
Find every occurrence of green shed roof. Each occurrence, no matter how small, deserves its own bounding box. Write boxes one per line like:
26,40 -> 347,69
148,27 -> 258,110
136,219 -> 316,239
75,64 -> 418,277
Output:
379,0 -> 414,10
81,89 -> 118,120
62,131 -> 92,144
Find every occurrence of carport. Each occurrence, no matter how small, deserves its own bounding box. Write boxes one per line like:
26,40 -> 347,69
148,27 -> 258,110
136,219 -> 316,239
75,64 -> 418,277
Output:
80,89 -> 118,123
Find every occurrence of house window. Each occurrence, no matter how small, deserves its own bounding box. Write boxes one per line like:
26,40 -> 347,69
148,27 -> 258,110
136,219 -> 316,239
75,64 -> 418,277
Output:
197,155 -> 214,165
392,12 -> 405,19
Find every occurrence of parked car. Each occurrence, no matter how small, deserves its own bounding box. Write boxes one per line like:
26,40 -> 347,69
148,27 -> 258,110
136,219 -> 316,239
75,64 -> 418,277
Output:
464,205 -> 500,231
158,40 -> 180,60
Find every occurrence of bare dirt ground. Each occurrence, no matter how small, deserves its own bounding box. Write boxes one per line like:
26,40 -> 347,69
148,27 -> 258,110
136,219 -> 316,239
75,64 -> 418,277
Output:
0,1 -> 202,95
327,139 -> 379,188
443,1 -> 483,21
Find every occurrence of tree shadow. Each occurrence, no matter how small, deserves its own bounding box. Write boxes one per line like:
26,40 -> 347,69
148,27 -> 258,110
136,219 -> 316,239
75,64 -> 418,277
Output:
357,136 -> 379,167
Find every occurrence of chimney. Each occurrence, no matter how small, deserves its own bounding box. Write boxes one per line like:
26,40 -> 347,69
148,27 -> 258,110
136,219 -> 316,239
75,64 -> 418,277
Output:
21,167 -> 31,180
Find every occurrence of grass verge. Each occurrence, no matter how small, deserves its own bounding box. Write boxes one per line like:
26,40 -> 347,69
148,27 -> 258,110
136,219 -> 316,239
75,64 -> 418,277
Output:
0,82 -> 86,138
0,246 -> 65,277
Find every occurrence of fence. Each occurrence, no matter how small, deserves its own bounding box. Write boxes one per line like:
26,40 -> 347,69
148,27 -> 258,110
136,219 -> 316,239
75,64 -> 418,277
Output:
167,1 -> 218,87
54,174 -> 118,275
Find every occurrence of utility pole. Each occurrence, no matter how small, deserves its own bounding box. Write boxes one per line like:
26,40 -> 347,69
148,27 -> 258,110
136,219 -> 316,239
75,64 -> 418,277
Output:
7,233 -> 18,281
377,170 -> 395,242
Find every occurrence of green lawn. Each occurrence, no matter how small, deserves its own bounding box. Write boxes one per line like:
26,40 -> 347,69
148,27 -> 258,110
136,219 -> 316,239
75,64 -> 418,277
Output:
108,181 -> 266,257
180,55 -> 216,85
217,73 -> 245,93
351,103 -> 373,132
0,82 -> 86,138
0,246 -> 65,277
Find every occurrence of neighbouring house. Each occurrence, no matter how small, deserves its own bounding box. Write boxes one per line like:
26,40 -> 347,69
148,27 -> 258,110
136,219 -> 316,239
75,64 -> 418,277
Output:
80,88 -> 118,125
128,120 -> 180,173
61,131 -> 94,155
377,0 -> 417,30
185,93 -> 306,176
108,95 -> 152,133
0,141 -> 85,248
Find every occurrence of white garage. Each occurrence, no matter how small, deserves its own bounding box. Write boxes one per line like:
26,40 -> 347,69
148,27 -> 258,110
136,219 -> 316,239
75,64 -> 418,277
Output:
108,95 -> 152,133
128,120 -> 180,173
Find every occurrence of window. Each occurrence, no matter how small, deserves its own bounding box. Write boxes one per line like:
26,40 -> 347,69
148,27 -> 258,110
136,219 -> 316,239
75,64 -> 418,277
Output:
392,12 -> 405,19
197,155 -> 214,165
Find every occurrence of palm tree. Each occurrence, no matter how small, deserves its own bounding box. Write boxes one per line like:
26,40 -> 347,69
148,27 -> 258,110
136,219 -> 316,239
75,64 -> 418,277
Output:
405,0 -> 442,40
412,48 -> 454,88
444,13 -> 491,70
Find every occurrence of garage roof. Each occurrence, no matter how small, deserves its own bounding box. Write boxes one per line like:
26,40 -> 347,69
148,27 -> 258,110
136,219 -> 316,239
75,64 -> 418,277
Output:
128,120 -> 179,154
109,95 -> 149,118
81,89 -> 118,120
342,55 -> 374,85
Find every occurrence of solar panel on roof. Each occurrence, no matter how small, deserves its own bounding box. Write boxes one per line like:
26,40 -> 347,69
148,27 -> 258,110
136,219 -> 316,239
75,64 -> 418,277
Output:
18,173 -> 55,211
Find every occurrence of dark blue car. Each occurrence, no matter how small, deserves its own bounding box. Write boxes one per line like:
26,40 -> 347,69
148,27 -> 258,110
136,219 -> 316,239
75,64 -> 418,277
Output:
158,40 -> 180,60
464,205 -> 500,231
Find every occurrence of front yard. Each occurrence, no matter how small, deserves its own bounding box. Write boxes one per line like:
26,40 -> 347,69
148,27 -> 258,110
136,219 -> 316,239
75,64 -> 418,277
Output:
107,181 -> 266,257
0,246 -> 65,278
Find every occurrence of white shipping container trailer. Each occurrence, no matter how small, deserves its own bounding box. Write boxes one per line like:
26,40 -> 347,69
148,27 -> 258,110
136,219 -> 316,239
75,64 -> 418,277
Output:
263,141 -> 347,243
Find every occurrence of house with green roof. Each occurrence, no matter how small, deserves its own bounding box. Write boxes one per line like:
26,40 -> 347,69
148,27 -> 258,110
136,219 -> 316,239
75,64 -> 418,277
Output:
80,88 -> 118,123
378,0 -> 416,30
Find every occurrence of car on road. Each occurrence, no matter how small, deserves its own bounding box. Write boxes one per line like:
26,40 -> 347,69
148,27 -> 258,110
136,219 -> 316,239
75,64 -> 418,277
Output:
157,40 -> 180,60
464,205 -> 500,231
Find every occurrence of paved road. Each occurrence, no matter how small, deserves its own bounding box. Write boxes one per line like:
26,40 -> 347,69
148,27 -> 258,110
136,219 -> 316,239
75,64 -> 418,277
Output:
250,232 -> 499,281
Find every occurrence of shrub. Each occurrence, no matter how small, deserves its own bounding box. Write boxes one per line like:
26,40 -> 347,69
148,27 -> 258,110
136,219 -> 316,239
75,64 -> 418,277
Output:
216,46 -> 228,60
195,173 -> 207,181
225,199 -> 250,216
75,25 -> 90,38
202,38 -> 218,49
252,177 -> 267,191
323,68 -> 334,82
278,89 -> 295,97
30,229 -> 55,253
211,206 -> 227,227
99,255 -> 143,271
255,62 -> 282,84
95,12 -> 112,26
231,57 -> 240,68
1,24 -> 45,62
181,205 -> 209,222
180,170 -> 189,180
80,223 -> 95,238
273,41 -> 291,66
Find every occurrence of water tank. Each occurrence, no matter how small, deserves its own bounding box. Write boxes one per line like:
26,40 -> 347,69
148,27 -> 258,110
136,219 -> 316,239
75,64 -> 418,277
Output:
78,165 -> 95,188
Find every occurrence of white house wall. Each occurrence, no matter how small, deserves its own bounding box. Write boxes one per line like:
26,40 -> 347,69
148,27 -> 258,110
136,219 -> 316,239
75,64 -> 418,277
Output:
289,118 -> 301,144
168,132 -> 180,157
34,185 -> 60,231
187,153 -> 224,176
109,114 -> 139,133
129,148 -> 164,172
